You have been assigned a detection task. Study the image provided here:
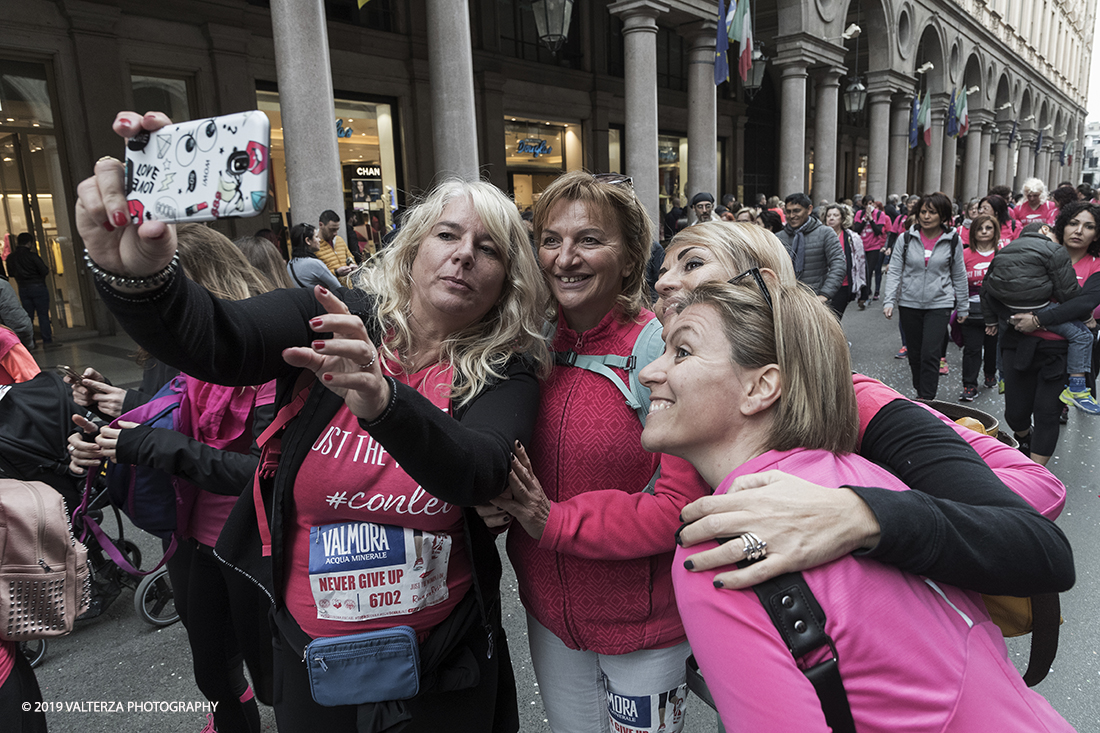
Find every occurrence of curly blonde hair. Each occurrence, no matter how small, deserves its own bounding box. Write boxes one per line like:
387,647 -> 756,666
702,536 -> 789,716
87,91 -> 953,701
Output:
351,179 -> 550,408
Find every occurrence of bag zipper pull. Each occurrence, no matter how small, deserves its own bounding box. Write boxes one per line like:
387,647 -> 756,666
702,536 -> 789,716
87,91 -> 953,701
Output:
38,558 -> 52,572
315,655 -> 328,671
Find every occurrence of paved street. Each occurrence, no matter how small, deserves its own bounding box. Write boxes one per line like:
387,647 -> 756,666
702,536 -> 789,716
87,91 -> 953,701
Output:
26,304 -> 1100,731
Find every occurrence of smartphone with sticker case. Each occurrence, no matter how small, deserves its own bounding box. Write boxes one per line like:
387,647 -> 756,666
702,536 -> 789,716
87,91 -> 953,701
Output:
123,111 -> 271,224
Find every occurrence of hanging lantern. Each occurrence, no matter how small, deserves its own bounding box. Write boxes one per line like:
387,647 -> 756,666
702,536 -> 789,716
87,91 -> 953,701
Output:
744,43 -> 767,95
843,78 -> 868,115
531,0 -> 575,53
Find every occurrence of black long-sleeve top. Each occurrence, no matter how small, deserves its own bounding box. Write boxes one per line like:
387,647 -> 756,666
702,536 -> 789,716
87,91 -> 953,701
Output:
98,272 -> 539,609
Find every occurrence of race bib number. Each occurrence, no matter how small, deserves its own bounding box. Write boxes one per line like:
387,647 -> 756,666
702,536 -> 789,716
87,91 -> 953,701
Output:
605,680 -> 688,733
308,521 -> 451,622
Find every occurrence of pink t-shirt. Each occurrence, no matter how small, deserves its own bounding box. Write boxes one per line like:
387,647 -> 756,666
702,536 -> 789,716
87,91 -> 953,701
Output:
673,448 -> 1072,732
855,209 -> 887,251
1013,200 -> 1059,226
963,247 -> 996,301
285,361 -> 472,640
182,379 -> 277,547
0,640 -> 13,690
997,220 -> 1022,248
919,230 -> 939,264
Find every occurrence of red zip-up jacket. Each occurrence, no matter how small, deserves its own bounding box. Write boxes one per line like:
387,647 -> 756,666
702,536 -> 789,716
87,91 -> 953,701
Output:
506,306 -> 710,654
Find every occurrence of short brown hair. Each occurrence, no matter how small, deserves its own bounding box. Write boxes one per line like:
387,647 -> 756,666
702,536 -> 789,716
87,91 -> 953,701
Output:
533,171 -> 655,321
676,280 -> 857,454
966,215 -> 999,251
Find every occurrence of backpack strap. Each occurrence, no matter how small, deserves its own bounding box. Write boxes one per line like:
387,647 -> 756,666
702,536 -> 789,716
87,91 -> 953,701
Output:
553,316 -> 664,493
555,350 -> 641,417
1022,592 -> 1061,687
288,260 -> 308,289
749,567 -> 857,733
253,370 -> 315,557
553,315 -> 664,426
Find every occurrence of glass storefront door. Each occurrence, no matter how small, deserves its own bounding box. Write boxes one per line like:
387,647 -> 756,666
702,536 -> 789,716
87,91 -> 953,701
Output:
0,60 -> 85,332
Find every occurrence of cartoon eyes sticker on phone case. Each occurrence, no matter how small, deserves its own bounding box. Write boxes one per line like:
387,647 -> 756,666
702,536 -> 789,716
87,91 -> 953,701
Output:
125,111 -> 271,224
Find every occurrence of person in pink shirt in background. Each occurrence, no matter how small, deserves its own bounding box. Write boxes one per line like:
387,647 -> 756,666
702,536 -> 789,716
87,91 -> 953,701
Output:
853,200 -> 887,305
639,279 -> 1073,733
1014,178 -> 1060,227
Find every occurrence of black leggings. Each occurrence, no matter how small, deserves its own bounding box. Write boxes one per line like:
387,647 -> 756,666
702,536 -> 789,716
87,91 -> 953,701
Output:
271,605 -> 517,733
864,249 -> 884,297
961,317 -> 997,388
898,306 -> 952,399
1002,346 -> 1067,457
166,539 -> 273,732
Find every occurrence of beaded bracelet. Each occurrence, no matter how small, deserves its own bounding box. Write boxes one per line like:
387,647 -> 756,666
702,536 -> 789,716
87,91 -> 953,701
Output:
84,251 -> 179,289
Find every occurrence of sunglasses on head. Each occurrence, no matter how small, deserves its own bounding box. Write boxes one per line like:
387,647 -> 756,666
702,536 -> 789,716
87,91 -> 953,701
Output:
728,267 -> 773,311
592,173 -> 633,188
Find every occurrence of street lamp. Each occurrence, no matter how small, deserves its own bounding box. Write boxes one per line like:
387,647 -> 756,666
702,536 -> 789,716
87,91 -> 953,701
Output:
843,78 -> 868,114
531,0 -> 574,53
744,42 -> 768,97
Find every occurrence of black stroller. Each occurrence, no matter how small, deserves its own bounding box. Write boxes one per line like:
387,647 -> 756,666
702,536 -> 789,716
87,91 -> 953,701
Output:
0,372 -> 178,666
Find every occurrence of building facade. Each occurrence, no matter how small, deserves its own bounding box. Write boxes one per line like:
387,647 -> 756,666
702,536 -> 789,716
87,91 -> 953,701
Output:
0,0 -> 1093,336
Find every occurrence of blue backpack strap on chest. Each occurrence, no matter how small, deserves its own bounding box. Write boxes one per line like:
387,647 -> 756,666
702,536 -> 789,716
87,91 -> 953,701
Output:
553,315 -> 664,425
553,315 -> 666,492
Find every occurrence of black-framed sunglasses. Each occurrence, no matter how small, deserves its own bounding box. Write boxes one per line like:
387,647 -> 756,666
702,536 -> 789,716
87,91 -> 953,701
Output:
592,173 -> 633,188
728,267 -> 773,310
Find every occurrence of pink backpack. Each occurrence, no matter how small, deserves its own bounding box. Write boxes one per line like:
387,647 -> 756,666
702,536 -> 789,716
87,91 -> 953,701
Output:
0,479 -> 90,640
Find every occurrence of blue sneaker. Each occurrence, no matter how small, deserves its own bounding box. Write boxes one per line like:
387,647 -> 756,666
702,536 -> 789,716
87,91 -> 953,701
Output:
1060,388 -> 1100,414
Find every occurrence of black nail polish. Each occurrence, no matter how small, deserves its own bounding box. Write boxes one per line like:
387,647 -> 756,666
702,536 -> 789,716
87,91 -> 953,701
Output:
674,523 -> 687,546
713,579 -> 724,589
683,559 -> 694,570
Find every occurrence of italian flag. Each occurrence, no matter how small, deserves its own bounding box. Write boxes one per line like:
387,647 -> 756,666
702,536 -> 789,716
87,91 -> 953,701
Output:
729,0 -> 753,82
957,89 -> 969,138
918,90 -> 932,146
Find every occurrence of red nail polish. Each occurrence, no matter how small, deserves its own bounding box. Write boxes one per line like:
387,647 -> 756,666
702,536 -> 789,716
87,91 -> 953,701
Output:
323,373 -> 333,382
309,318 -> 323,328
312,340 -> 325,350
112,211 -> 127,227
103,221 -> 115,232
318,287 -> 329,295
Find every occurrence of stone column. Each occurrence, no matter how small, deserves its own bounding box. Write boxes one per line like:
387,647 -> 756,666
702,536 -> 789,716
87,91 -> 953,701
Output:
976,118 -> 995,196
866,91 -> 891,202
812,68 -> 842,204
940,128 -> 958,199
426,0 -> 480,179
776,60 -> 810,195
923,106 -> 944,194
888,94 -> 912,196
476,71 -> 508,191
610,0 -> 668,225
270,0 -> 344,226
1015,134 -> 1035,191
683,21 -> 717,203
961,127 -> 985,202
992,129 -> 1011,187
1050,145 -> 1063,187
1035,144 -> 1051,186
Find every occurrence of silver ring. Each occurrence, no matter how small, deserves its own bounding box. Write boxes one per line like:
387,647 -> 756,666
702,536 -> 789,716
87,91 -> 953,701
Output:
740,532 -> 767,561
358,351 -> 377,372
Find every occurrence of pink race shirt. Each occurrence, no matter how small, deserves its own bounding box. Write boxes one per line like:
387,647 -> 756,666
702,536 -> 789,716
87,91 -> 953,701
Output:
963,247 -> 996,300
1013,200 -> 1059,226
673,448 -> 1072,732
285,361 -> 472,639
